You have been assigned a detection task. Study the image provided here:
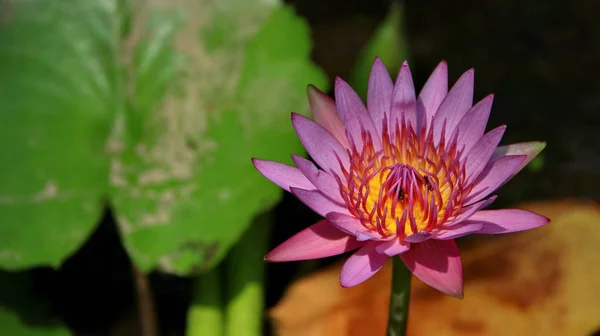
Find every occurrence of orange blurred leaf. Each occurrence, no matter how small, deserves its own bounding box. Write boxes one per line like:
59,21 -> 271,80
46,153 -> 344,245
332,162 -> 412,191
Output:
270,201 -> 600,336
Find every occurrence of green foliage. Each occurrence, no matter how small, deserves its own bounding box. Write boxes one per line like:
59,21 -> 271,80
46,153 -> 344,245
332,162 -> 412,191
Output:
528,154 -> 545,172
0,0 -> 118,269
110,2 -> 328,274
0,0 -> 327,275
0,271 -> 70,335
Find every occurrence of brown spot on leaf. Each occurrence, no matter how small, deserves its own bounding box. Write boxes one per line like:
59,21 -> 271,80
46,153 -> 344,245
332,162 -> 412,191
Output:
0,0 -> 12,24
185,136 -> 198,150
450,319 -> 486,334
160,240 -> 220,275
412,284 -> 446,303
465,252 -> 513,282
462,229 -> 562,311
36,180 -> 58,200
492,248 -> 563,310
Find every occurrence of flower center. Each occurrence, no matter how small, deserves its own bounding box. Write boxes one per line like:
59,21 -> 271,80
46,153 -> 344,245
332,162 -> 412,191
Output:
336,120 -> 468,239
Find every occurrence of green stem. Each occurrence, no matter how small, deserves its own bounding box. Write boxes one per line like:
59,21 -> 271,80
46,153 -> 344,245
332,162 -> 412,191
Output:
225,211 -> 272,336
187,267 -> 224,336
386,257 -> 411,336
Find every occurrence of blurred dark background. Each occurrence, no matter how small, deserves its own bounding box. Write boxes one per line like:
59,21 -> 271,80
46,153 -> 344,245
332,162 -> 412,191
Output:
16,0 -> 598,335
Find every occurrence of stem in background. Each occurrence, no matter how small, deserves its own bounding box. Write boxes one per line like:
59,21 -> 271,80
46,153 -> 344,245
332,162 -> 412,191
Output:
386,257 -> 411,336
132,267 -> 159,336
225,211 -> 272,336
187,268 -> 224,336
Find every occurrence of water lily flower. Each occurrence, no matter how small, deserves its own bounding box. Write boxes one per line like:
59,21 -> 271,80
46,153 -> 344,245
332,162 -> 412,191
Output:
252,59 -> 549,298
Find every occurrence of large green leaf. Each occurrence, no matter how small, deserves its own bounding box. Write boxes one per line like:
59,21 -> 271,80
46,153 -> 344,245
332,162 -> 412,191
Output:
0,271 -> 70,335
109,1 -> 328,274
0,0 -> 121,269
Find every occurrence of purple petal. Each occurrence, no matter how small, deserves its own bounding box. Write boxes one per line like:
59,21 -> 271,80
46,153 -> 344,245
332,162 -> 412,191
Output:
432,69 -> 474,145
464,125 -> 507,182
340,242 -> 388,287
446,195 -> 497,226
325,212 -> 387,242
307,85 -> 350,149
355,231 -> 380,242
375,238 -> 410,256
367,57 -> 393,136
470,209 -> 550,234
491,141 -> 547,178
292,113 -> 350,177
252,159 -> 315,192
335,77 -> 381,150
404,232 -> 433,243
292,155 -> 343,203
291,187 -> 350,218
326,212 -> 369,237
400,239 -> 464,298
265,220 -> 363,262
434,222 -> 483,240
417,61 -> 448,132
466,155 -> 527,204
453,94 -> 494,155
390,61 -> 418,132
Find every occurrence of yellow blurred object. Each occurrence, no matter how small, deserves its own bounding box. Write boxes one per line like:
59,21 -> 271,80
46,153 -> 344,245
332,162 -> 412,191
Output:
269,201 -> 600,336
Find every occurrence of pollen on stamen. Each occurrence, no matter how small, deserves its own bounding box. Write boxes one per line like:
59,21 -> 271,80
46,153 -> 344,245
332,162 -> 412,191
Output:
337,117 -> 469,239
